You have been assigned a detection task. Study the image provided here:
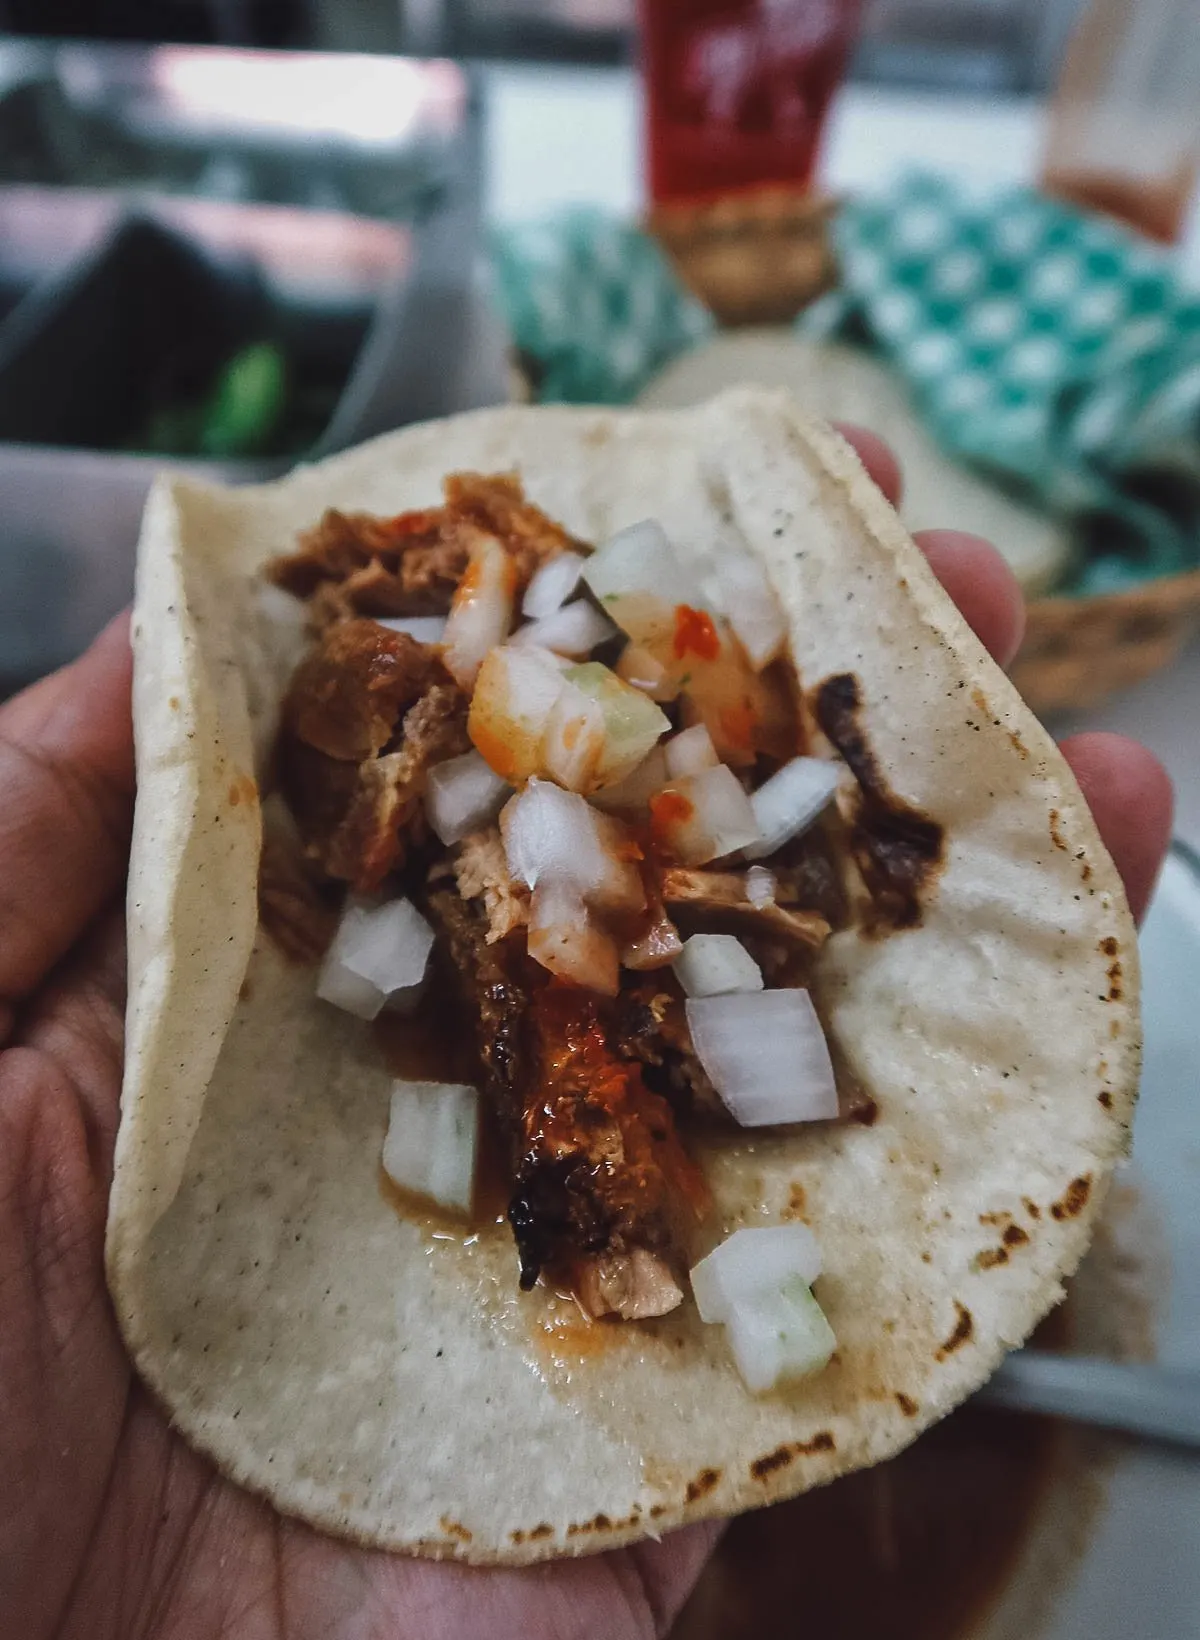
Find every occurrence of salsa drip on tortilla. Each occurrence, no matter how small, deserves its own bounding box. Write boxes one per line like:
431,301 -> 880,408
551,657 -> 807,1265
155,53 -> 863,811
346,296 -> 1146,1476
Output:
262,473 -> 943,1391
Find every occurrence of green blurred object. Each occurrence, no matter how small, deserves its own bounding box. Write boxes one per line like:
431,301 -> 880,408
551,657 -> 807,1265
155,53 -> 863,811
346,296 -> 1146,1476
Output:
492,182 -> 1200,597
131,341 -> 290,460
198,342 -> 287,458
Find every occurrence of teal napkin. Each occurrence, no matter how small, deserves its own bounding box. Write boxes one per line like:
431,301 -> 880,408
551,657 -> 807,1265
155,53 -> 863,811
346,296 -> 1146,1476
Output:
491,177 -> 1200,595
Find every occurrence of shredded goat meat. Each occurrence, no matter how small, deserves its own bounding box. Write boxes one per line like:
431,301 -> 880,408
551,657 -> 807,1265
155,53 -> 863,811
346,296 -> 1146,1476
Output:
453,827 -> 530,943
266,471 -> 577,628
278,621 -> 469,892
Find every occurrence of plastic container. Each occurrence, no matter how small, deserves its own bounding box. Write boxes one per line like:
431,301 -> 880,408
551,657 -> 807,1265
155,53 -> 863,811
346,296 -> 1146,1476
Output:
639,0 -> 862,208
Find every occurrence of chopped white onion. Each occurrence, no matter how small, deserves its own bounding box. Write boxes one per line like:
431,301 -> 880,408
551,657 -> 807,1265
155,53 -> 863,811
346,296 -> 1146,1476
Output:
685,989 -> 837,1126
425,750 -> 509,845
725,1279 -> 837,1393
442,534 -> 515,689
528,881 -> 620,995
665,724 -> 719,779
744,757 -> 842,860
501,780 -> 643,914
564,662 -> 671,790
745,865 -> 777,907
590,744 -> 669,813
468,644 -> 567,784
655,765 -> 761,865
382,1081 -> 478,1215
317,898 -> 435,1021
582,519 -> 701,609
615,640 -> 677,701
540,680 -> 607,791
523,550 -> 587,619
689,1225 -> 823,1324
469,645 -> 666,796
673,934 -> 763,998
710,553 -> 787,671
513,600 -> 618,658
373,616 -> 447,645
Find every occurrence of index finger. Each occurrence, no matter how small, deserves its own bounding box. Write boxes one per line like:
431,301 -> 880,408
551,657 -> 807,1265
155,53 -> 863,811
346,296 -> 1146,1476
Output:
0,615 -> 133,1041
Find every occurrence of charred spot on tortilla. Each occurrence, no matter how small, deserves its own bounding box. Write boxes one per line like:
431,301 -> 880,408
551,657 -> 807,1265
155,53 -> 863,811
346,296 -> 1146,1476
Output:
750,1431 -> 835,1481
1050,1175 -> 1092,1221
936,1302 -> 974,1360
812,673 -> 945,933
685,1467 -> 722,1503
895,1392 -> 918,1416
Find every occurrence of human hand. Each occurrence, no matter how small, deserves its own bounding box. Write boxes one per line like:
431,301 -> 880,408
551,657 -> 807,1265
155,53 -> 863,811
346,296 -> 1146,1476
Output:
0,430 -> 1172,1640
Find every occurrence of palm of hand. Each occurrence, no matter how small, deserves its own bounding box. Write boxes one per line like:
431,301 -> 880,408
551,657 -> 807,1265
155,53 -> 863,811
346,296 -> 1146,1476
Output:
0,448 -> 1172,1640
0,624 -> 713,1640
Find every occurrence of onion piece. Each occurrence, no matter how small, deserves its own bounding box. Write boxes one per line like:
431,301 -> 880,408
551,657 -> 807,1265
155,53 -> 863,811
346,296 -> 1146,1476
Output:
316,897 -> 435,1021
685,989 -> 837,1126
745,865 -> 777,907
710,553 -> 787,670
373,615 -> 447,644
528,882 -> 620,995
582,519 -> 702,610
673,934 -> 763,998
382,1081 -> 478,1215
541,681 -> 607,791
468,644 -> 567,784
562,662 -> 671,790
689,1225 -> 823,1324
725,1279 -> 837,1393
425,750 -> 509,846
652,765 -> 761,865
665,723 -> 719,779
523,550 -> 586,618
442,534 -> 516,689
744,757 -> 843,860
616,640 -> 677,702
501,779 -> 643,914
513,600 -> 618,659
590,744 -> 669,813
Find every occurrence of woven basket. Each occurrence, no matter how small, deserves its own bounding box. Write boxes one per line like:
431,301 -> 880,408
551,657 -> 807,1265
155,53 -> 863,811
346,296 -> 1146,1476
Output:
646,189 -> 838,327
1012,567 -> 1200,715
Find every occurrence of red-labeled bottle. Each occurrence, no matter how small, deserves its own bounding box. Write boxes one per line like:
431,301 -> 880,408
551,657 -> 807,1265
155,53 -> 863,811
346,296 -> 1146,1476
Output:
639,0 -> 863,208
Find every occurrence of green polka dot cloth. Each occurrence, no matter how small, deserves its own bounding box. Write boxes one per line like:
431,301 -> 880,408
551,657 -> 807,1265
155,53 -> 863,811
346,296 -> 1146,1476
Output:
491,175 -> 1200,594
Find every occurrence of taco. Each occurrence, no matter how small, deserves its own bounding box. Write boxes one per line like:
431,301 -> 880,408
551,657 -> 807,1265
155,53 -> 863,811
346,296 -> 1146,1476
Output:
107,389 -> 1138,1563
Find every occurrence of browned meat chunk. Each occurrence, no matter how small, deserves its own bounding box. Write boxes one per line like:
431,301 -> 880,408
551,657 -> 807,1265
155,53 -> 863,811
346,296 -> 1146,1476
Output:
257,829 -> 338,965
279,622 -> 469,892
427,891 -> 705,1299
265,472 -> 579,627
442,471 -> 580,587
660,868 -> 832,950
576,1249 -> 683,1321
613,980 -> 727,1122
282,619 -> 442,762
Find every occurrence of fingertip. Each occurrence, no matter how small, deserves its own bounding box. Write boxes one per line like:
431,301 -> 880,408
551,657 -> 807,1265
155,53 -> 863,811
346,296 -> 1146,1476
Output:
914,530 -> 1026,669
1059,733 -> 1174,923
835,423 -> 902,509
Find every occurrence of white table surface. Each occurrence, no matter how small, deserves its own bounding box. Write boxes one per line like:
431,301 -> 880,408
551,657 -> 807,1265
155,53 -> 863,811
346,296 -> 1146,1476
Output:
483,66 -> 1200,852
